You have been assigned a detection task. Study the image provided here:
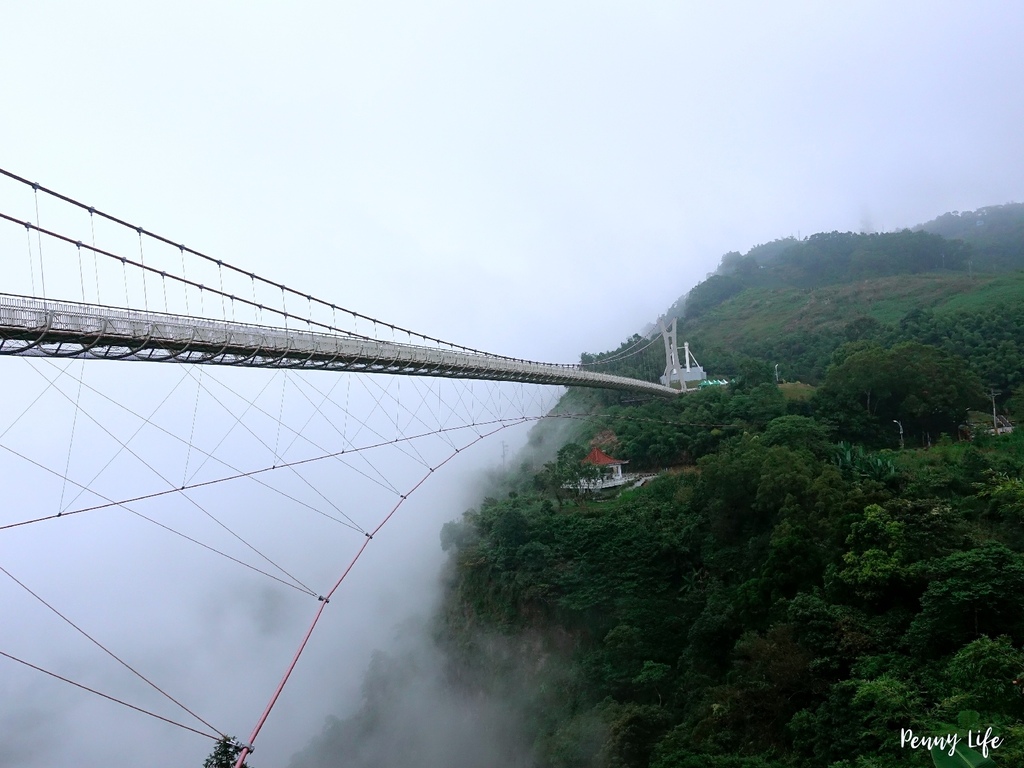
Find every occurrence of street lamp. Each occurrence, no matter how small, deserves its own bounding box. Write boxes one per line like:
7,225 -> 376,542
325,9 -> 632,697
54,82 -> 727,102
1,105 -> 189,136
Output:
893,420 -> 904,449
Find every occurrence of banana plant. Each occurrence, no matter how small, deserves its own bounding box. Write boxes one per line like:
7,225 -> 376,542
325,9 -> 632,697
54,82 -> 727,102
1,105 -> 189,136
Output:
930,743 -> 997,767
930,711 -> 999,768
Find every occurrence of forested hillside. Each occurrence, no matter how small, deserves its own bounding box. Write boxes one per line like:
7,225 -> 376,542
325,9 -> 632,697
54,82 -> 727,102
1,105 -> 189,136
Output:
592,220 -> 1024,392
918,203 -> 1024,271
293,211 -> 1024,768
433,393 -> 1024,768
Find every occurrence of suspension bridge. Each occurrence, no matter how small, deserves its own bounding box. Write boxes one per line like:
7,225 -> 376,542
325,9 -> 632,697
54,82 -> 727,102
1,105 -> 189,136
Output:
0,168 -> 696,767
0,168 -> 678,396
0,293 -> 677,394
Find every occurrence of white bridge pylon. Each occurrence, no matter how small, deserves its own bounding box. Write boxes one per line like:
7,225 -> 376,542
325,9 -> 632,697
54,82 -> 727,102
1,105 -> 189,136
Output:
659,315 -> 706,389
0,294 -> 680,397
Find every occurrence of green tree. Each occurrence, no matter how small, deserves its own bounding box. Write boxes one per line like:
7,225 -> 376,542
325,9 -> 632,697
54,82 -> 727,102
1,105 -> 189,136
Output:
836,504 -> 908,601
538,443 -> 601,506
941,636 -> 1024,717
761,415 -> 833,457
907,544 -> 1024,655
203,738 -> 249,768
815,342 -> 983,446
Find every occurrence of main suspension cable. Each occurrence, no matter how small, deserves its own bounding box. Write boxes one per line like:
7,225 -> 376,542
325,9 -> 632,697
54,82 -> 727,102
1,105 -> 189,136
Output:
0,168 -> 576,367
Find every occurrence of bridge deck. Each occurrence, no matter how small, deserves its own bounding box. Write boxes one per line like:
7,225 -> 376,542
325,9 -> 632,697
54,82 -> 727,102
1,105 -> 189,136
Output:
0,294 -> 679,396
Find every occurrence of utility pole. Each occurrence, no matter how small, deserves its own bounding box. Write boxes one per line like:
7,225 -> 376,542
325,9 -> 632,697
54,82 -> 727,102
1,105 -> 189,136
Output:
501,441 -> 509,468
991,390 -> 1000,435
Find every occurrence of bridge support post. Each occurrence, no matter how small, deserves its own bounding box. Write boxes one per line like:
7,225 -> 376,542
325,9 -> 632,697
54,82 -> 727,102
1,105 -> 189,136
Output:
659,316 -> 681,389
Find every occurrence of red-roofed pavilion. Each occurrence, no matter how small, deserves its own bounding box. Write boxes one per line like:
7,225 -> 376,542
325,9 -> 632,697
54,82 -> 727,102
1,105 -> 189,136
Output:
583,447 -> 628,480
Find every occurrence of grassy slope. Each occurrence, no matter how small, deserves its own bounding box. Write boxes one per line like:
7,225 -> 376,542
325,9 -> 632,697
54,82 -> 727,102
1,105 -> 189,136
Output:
686,271 -> 1024,352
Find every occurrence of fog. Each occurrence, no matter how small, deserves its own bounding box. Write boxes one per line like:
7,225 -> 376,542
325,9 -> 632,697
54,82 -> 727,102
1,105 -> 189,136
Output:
0,355 -> 559,766
2,2 -> 1024,766
287,621 -> 539,768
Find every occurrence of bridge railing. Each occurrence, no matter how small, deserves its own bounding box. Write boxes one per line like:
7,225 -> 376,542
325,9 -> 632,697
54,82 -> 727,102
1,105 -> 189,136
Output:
0,294 -> 680,396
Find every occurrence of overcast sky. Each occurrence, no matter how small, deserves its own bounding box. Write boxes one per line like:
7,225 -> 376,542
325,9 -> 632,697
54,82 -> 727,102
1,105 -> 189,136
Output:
2,2 -> 1024,766
5,2 -> 1023,360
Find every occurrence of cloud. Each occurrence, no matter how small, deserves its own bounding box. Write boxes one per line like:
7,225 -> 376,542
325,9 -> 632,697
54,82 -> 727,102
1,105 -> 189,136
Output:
289,633 -> 536,768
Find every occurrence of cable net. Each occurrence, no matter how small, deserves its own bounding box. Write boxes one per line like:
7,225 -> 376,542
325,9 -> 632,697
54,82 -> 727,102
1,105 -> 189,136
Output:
0,169 -> 563,766
0,353 -> 559,765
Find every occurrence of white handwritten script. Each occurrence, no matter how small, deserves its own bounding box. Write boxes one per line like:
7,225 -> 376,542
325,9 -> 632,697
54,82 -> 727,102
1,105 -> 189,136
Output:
900,727 -> 1003,758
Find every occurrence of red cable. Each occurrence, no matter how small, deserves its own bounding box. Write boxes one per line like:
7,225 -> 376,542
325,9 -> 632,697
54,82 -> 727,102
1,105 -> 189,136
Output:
232,421 -> 516,767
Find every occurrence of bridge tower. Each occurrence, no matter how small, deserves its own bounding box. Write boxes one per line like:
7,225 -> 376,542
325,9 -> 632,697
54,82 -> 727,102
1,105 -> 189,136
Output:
659,316 -> 706,389
659,316 -> 681,388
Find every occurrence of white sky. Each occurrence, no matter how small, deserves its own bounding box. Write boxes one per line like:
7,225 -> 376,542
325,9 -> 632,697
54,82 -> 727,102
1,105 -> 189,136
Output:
2,2 -> 1024,766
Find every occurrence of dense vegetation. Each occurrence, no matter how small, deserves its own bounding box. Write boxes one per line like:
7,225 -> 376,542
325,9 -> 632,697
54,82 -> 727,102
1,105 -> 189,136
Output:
292,208 -> 1024,768
436,379 -> 1024,767
918,204 -> 1024,271
432,213 -> 1024,766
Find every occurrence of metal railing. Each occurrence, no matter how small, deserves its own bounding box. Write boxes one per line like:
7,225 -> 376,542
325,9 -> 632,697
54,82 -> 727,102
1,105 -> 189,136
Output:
0,294 -> 680,396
